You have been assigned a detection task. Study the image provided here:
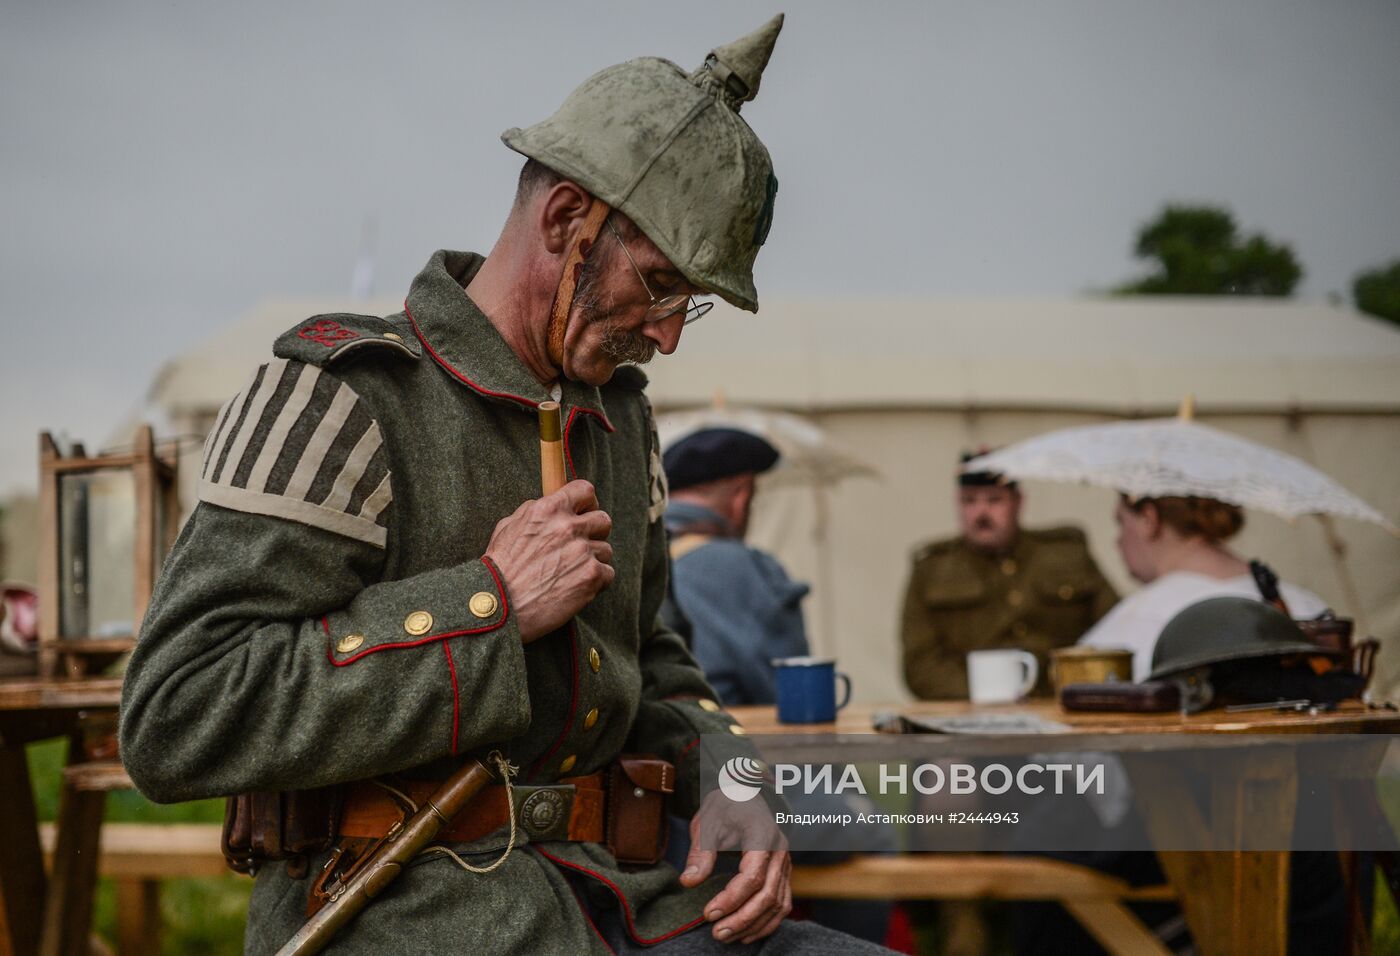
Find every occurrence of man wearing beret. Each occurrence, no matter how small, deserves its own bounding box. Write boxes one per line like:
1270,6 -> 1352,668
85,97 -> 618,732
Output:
901,450 -> 1119,700
121,15 -> 892,956
662,427 -> 894,947
661,427 -> 807,705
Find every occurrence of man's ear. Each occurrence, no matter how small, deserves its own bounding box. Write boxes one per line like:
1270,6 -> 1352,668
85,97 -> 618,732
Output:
738,475 -> 757,509
733,473 -> 756,523
538,180 -> 596,256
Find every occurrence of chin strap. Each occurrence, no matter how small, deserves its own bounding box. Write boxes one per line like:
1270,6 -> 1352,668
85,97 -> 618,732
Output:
546,200 -> 612,371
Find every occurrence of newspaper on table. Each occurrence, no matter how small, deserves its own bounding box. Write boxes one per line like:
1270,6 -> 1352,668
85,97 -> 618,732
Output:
873,711 -> 1072,735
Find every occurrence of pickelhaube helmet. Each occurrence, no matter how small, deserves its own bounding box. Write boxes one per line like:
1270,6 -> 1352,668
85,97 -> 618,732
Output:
1148,596 -> 1338,682
502,14 -> 784,314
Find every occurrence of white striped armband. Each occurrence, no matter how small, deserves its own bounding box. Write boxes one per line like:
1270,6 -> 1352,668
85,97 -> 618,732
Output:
198,360 -> 392,548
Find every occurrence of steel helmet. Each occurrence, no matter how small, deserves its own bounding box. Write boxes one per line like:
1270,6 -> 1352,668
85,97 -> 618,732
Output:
1149,596 -> 1338,682
502,14 -> 784,313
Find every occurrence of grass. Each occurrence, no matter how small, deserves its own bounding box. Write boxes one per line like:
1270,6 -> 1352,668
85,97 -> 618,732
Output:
1377,878 -> 1400,955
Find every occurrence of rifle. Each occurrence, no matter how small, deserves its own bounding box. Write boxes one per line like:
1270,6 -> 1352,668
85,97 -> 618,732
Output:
277,401 -> 570,954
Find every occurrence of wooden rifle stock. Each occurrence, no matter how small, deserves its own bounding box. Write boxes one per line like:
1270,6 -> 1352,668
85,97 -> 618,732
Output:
278,400 -> 569,954
275,760 -> 494,955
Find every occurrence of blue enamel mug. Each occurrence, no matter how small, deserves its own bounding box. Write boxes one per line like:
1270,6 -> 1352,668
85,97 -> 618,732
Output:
772,657 -> 852,724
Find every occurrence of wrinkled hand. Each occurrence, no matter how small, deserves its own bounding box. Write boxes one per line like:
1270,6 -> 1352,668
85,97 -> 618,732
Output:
680,790 -> 791,945
483,480 -> 614,643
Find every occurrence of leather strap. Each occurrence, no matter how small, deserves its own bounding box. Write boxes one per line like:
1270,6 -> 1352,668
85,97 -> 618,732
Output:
615,755 -> 675,794
339,773 -> 606,844
546,200 -> 612,369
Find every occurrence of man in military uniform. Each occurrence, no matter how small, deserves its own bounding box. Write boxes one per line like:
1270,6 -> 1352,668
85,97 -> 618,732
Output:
900,451 -> 1119,700
121,16 -> 892,956
661,427 -> 805,706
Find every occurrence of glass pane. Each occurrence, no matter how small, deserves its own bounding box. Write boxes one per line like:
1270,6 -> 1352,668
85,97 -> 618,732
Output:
58,470 -> 136,639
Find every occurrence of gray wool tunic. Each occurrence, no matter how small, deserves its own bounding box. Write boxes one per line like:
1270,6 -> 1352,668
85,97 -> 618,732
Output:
119,250 -> 753,954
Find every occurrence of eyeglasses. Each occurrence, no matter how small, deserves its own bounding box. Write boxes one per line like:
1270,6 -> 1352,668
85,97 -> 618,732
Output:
606,219 -> 713,326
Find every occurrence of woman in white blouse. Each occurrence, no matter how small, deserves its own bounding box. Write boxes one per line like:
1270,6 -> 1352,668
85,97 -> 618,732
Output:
1063,497 -> 1346,956
1079,494 -> 1328,680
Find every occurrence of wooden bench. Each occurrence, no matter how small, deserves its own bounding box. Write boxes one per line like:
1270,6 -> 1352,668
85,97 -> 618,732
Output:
40,822 -> 229,956
41,820 -> 1177,956
792,855 -> 1177,956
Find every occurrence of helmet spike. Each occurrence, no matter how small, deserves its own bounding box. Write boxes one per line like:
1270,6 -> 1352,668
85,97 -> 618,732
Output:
691,13 -> 784,112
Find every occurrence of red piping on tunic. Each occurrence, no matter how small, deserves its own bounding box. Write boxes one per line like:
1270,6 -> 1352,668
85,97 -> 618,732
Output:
536,848 -> 707,945
573,407 -> 616,433
324,558 -> 510,666
560,863 -> 618,955
405,302 -> 536,409
563,406 -> 617,481
405,301 -> 614,430
443,641 -> 461,756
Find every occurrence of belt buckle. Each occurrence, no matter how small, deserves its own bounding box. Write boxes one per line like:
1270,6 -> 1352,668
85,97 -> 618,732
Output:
511,784 -> 576,841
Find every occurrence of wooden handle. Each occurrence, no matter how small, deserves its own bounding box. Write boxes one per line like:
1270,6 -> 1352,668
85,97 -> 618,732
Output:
538,402 -> 567,495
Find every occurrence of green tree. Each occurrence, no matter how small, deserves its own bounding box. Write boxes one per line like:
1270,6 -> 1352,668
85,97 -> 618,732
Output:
1116,204 -> 1302,296
1352,259 -> 1400,327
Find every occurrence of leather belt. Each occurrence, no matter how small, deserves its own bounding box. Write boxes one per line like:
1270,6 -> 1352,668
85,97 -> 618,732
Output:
339,773 -> 606,845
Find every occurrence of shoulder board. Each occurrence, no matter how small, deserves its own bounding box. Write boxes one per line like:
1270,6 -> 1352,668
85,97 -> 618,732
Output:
1029,526 -> 1088,544
913,536 -> 960,561
606,366 -> 649,391
274,313 -> 422,368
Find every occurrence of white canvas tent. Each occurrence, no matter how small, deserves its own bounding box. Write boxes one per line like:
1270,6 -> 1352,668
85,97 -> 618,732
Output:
148,295 -> 1400,703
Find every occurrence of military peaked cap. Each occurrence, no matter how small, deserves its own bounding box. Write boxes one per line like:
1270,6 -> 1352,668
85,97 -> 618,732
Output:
959,447 -> 1017,488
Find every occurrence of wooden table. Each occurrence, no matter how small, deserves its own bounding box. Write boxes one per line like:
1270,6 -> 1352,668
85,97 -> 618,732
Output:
5,686 -> 1391,955
0,677 -> 124,956
729,700 -> 1400,956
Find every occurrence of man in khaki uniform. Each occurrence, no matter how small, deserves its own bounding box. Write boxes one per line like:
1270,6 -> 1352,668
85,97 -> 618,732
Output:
901,451 -> 1118,700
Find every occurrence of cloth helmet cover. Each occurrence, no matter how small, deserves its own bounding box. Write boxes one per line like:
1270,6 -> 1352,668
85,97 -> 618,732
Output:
502,15 -> 785,313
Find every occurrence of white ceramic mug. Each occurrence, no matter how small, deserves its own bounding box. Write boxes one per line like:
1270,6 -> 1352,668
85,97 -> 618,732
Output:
966,649 -> 1039,704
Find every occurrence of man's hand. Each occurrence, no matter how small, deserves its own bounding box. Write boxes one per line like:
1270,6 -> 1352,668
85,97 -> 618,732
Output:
483,480 -> 614,643
679,790 -> 792,944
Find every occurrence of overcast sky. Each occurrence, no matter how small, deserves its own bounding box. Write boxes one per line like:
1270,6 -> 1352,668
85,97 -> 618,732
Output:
3,0 -> 1399,495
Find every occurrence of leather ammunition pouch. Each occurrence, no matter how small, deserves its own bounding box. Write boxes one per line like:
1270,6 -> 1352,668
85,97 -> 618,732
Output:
606,755 -> 675,866
221,787 -> 340,878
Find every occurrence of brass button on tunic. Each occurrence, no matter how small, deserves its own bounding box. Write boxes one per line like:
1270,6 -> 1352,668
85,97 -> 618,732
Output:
469,591 -> 498,618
